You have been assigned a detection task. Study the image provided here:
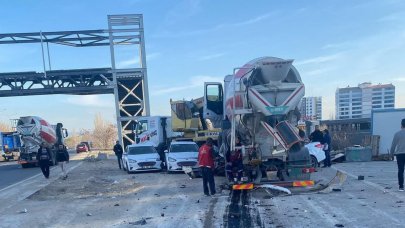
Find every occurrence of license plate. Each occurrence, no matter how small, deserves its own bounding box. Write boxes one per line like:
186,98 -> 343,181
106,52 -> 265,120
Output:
182,166 -> 193,173
143,166 -> 153,169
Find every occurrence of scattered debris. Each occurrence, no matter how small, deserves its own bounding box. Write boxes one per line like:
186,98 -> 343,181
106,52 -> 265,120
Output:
332,188 -> 342,192
197,200 -> 200,203
114,203 -> 120,206
335,224 -> 344,227
360,189 -> 365,192
161,213 -> 164,217
293,208 -> 299,210
18,208 -> 28,214
396,201 -> 404,204
129,218 -> 147,225
180,185 -> 186,188
384,187 -> 392,190
358,176 -> 364,180
86,213 -> 92,216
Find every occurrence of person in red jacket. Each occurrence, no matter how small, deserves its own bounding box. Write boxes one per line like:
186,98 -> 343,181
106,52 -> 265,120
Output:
198,137 -> 216,196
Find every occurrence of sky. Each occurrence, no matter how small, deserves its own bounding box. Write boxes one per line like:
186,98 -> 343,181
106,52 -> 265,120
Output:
0,0 -> 405,130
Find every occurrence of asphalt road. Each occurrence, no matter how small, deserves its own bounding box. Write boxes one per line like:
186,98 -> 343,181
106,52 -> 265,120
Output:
0,162 -> 43,190
0,149 -> 78,191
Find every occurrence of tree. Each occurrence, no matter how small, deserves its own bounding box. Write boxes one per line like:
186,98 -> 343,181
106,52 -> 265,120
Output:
0,121 -> 12,132
92,114 -> 117,149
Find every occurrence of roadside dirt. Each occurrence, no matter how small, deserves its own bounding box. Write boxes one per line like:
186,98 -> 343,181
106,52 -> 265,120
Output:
28,160 -> 141,201
1,157 -> 230,228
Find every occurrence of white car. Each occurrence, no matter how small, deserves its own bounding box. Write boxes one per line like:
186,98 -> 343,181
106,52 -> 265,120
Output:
165,141 -> 199,172
305,142 -> 326,167
123,142 -> 162,173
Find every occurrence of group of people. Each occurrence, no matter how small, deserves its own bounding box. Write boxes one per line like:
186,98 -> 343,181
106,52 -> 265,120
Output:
37,142 -> 70,179
309,125 -> 332,167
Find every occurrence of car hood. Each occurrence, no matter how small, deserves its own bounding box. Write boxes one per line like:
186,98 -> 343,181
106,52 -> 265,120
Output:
127,154 -> 158,161
167,152 -> 198,160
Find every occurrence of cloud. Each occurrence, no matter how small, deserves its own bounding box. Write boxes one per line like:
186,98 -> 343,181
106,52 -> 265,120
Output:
295,53 -> 344,66
153,12 -> 275,38
152,75 -> 223,95
199,53 -> 226,61
66,95 -> 114,108
117,52 -> 161,68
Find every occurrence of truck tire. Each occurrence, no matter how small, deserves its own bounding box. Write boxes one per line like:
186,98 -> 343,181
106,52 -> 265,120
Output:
310,155 -> 318,168
21,163 -> 31,168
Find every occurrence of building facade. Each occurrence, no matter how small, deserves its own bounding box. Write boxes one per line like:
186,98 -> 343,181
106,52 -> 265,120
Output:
335,82 -> 395,119
300,97 -> 322,120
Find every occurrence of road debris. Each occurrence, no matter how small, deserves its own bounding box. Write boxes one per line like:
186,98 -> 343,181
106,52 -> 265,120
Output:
335,224 -> 344,227
114,203 -> 120,206
86,213 -> 92,216
129,218 -> 147,225
358,175 -> 364,180
18,208 -> 28,214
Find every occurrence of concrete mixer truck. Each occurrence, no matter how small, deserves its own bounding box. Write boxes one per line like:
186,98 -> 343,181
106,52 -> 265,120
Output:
199,57 -> 317,185
16,116 -> 68,168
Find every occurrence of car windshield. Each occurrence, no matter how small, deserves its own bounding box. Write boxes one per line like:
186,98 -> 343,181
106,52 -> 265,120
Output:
170,144 -> 199,153
128,146 -> 156,155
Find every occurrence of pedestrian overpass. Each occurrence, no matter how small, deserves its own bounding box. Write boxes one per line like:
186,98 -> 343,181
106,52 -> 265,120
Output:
0,14 -> 150,147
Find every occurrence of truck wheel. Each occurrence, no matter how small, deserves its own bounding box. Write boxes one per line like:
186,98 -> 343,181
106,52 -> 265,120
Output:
310,156 -> 318,168
21,164 -> 31,168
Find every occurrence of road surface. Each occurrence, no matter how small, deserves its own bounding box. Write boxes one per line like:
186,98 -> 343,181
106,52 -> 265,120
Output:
0,150 -> 82,191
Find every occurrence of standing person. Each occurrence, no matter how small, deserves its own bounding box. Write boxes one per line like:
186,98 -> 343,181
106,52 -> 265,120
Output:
390,119 -> 405,192
309,125 -> 325,143
56,144 -> 70,179
323,129 -> 332,167
113,140 -> 124,170
198,137 -> 216,196
36,142 -> 51,179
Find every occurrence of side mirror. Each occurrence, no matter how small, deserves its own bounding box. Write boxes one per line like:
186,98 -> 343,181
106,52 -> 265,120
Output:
164,150 -> 168,153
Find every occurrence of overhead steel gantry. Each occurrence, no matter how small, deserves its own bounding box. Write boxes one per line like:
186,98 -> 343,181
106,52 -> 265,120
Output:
0,14 -> 150,147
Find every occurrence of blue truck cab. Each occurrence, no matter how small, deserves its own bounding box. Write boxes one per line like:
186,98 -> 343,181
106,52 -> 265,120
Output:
0,132 -> 21,161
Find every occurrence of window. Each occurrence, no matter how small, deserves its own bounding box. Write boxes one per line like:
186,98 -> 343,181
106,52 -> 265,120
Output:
170,143 -> 199,153
372,105 -> 381,109
385,91 -> 394,95
352,107 -> 362,110
372,96 -> 382,100
372,101 -> 382,104
384,96 -> 394,99
352,102 -> 361,106
352,115 -> 362,118
372,88 -> 382,91
339,94 -> 350,98
384,104 -> 394,108
136,120 -> 148,134
206,85 -> 220,101
352,98 -> 362,102
128,146 -> 157,155
385,99 -> 394,103
352,111 -> 362,114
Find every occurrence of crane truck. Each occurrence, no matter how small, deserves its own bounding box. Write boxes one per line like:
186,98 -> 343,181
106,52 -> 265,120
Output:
16,116 -> 68,168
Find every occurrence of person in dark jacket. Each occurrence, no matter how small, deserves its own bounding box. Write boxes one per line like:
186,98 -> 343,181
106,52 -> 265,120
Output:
56,144 -> 70,179
390,119 -> 405,191
322,129 -> 332,167
309,125 -> 325,143
113,140 -> 124,169
225,137 -> 243,183
198,137 -> 216,196
36,143 -> 52,179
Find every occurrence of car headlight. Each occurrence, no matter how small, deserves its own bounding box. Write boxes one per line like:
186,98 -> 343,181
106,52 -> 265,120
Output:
168,157 -> 176,162
128,159 -> 137,163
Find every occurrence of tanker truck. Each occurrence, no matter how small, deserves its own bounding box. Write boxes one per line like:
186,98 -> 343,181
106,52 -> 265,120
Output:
200,57 -> 314,184
16,116 -> 68,168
